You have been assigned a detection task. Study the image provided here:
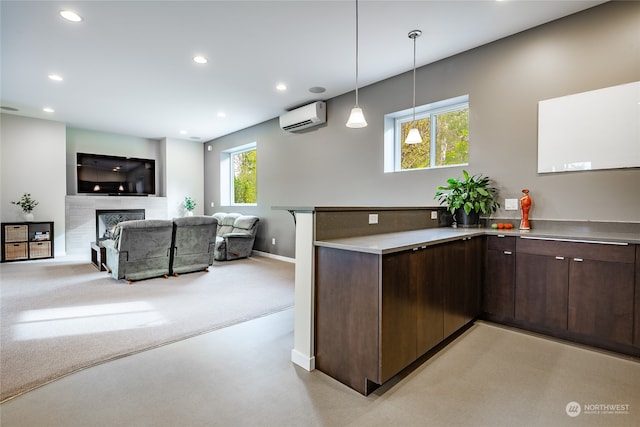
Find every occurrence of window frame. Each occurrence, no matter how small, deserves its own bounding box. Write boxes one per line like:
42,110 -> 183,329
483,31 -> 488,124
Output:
220,142 -> 257,206
384,94 -> 469,173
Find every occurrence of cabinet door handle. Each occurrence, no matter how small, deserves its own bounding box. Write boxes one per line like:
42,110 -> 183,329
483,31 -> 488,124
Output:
573,258 -> 583,262
520,236 -> 628,246
503,251 -> 512,255
555,256 -> 565,260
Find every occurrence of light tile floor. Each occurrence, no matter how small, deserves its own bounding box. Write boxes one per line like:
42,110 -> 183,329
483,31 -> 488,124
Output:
1,309 -> 639,427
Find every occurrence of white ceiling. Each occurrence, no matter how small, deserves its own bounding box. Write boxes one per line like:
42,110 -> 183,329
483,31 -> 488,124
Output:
1,0 -> 607,142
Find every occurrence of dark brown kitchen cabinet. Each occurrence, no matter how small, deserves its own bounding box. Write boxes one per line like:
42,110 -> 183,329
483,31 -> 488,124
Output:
442,236 -> 484,337
415,245 -> 444,356
568,257 -> 634,345
315,236 -> 480,395
635,247 -> 640,347
515,252 -> 568,330
484,235 -> 516,319
464,236 -> 484,324
443,239 -> 467,336
315,247 -> 379,395
381,251 -> 417,383
515,237 -> 635,347
315,246 -> 419,395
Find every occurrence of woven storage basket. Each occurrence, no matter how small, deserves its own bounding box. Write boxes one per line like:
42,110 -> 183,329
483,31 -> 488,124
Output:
4,225 -> 28,242
5,243 -> 28,260
29,241 -> 51,258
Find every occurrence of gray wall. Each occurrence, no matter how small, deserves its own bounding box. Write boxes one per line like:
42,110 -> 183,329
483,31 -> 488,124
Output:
163,137 -> 205,219
204,2 -> 640,259
0,114 -> 67,256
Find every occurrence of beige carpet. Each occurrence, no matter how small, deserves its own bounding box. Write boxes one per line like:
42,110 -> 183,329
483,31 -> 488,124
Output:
0,255 -> 294,402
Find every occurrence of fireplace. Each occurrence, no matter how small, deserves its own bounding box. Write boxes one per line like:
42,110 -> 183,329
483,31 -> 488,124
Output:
65,195 -> 167,258
96,209 -> 145,243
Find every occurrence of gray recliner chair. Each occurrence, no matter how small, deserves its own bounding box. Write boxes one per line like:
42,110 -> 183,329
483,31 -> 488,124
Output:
102,219 -> 174,283
170,216 -> 218,275
212,213 -> 259,261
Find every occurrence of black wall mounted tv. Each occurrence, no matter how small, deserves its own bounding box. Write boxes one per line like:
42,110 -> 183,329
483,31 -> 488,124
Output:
77,152 -> 156,196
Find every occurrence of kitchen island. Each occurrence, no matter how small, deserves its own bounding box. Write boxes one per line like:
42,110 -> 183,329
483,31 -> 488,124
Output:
276,206 -> 640,395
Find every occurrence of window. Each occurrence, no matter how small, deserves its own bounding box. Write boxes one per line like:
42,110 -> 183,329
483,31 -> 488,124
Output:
384,95 -> 469,172
220,142 -> 257,206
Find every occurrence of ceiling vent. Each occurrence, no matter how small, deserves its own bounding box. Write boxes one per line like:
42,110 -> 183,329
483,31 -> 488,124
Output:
279,101 -> 326,132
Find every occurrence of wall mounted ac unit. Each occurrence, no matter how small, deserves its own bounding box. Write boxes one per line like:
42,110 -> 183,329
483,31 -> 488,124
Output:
279,101 -> 326,132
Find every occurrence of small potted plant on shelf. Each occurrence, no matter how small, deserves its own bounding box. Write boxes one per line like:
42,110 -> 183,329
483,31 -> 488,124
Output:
184,196 -> 196,216
11,192 -> 39,221
434,170 -> 500,227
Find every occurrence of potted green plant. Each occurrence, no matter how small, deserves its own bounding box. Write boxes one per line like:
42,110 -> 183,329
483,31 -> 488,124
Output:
434,170 -> 500,227
11,192 -> 39,221
184,196 -> 196,216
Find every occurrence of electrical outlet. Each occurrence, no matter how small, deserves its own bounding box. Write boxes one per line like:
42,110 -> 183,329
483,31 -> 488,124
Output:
431,211 -> 438,220
368,214 -> 379,224
505,198 -> 518,211
210,202 -> 215,207
272,238 -> 276,245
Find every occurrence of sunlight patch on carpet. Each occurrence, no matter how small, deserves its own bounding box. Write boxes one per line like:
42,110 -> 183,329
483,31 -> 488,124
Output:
13,302 -> 167,340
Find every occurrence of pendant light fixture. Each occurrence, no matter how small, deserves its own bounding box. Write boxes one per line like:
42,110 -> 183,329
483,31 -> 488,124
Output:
405,30 -> 423,144
346,0 -> 367,128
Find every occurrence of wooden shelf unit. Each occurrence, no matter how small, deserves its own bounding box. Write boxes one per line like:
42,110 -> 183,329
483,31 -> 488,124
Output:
1,221 -> 54,262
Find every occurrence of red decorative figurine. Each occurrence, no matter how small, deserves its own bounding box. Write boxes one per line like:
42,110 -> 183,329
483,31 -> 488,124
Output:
520,189 -> 531,230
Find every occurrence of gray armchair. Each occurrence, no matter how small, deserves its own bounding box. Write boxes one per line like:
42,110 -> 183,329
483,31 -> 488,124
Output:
212,213 -> 259,261
170,216 -> 218,275
102,219 -> 174,283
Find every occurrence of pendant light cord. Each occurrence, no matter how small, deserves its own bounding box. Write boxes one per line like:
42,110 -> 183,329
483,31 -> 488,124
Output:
346,0 -> 367,128
355,0 -> 360,107
412,32 -> 417,123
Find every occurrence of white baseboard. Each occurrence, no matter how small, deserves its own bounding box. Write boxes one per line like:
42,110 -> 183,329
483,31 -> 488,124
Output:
291,349 -> 315,371
252,250 -> 294,263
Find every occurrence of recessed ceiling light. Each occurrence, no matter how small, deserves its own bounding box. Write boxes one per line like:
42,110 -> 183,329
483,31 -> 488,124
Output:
309,86 -> 326,94
190,136 -> 202,140
60,10 -> 82,22
1,106 -> 19,111
43,107 -> 55,113
180,130 -> 188,135
276,83 -> 287,91
48,74 -> 63,82
193,56 -> 208,64
217,112 -> 226,118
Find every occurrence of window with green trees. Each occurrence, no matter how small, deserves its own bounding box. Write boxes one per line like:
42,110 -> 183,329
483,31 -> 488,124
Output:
384,95 -> 469,172
232,147 -> 256,204
221,142 -> 257,206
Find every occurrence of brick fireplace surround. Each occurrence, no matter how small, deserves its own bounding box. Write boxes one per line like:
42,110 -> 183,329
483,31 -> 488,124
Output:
65,195 -> 168,258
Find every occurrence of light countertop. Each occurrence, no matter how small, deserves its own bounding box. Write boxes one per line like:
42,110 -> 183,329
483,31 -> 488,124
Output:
315,226 -> 640,255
